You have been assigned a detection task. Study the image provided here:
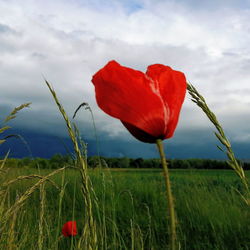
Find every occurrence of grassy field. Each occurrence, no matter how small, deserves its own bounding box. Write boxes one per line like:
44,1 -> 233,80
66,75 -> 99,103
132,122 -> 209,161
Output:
1,77 -> 249,249
1,167 -> 249,250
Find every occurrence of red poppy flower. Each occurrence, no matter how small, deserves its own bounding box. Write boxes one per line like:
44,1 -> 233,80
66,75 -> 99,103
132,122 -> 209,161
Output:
62,221 -> 77,237
92,60 -> 186,143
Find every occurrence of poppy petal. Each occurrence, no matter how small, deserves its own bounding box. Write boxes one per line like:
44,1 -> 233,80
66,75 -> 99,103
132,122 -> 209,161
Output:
92,61 -> 169,140
146,64 -> 186,138
62,221 -> 77,237
121,121 -> 164,143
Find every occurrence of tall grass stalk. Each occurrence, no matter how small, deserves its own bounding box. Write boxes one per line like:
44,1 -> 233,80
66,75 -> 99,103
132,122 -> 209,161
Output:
7,206 -> 17,250
73,102 -> 102,167
187,83 -> 249,205
100,171 -> 108,250
0,105 -> 28,249
4,103 -> 31,123
70,175 -> 77,250
38,183 -> 46,250
144,203 -> 152,249
3,167 -> 66,223
55,169 -> 66,250
45,80 -> 97,249
2,174 -> 59,188
0,150 -> 9,170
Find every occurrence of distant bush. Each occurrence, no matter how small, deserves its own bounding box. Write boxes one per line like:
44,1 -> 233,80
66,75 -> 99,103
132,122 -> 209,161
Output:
2,155 -> 250,170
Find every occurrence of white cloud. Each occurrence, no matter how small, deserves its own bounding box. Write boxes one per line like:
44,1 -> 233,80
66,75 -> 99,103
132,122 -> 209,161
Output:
0,0 -> 250,145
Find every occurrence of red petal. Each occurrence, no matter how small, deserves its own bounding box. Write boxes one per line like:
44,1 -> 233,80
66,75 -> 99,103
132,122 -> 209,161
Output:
121,121 -> 164,143
146,64 -> 186,138
92,61 -> 168,141
62,221 -> 77,237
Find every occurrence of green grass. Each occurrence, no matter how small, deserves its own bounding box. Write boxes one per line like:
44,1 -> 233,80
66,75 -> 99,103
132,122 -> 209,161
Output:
1,168 -> 249,249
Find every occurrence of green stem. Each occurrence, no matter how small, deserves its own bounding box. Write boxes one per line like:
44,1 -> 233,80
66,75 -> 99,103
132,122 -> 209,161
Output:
156,139 -> 177,250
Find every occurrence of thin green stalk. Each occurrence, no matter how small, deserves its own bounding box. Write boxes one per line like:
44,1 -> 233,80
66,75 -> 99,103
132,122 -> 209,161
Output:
7,208 -> 17,250
156,139 -> 177,250
130,219 -> 135,250
38,183 -> 46,250
70,175 -> 77,250
73,102 -> 102,167
55,169 -> 66,250
101,171 -> 107,250
187,83 -> 249,205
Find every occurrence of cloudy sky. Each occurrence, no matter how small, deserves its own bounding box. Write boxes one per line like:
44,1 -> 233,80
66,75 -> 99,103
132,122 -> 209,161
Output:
1,0 -> 250,159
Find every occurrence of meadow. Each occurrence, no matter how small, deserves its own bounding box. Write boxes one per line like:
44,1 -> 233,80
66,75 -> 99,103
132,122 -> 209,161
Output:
1,167 -> 249,249
1,82 -> 249,249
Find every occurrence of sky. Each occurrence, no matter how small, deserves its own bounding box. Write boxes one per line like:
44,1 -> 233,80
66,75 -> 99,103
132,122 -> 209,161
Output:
1,0 -> 250,159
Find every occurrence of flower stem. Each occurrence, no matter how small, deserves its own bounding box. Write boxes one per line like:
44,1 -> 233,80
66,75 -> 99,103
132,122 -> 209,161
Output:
156,139 -> 177,250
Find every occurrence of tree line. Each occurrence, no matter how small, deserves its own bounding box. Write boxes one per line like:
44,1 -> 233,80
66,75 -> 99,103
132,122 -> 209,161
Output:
3,154 -> 250,170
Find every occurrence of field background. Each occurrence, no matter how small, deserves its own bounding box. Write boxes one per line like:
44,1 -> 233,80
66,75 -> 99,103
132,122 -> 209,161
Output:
1,167 -> 249,250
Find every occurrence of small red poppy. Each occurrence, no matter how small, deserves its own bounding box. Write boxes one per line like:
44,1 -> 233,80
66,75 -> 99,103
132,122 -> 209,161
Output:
62,221 -> 77,237
92,60 -> 186,143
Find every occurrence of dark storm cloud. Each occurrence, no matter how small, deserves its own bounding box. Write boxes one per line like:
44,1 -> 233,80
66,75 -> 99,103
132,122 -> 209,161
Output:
1,0 -> 250,158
